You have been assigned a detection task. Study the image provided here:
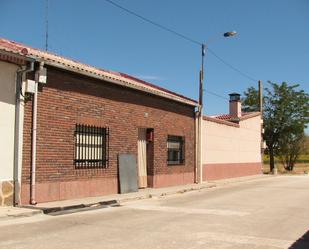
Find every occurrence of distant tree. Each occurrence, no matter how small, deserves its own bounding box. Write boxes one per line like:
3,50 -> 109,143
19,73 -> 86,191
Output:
278,129 -> 306,171
242,82 -> 309,172
242,86 -> 260,112
300,135 -> 309,155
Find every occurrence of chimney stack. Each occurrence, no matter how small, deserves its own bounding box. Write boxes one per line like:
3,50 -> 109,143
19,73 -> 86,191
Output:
229,93 -> 241,119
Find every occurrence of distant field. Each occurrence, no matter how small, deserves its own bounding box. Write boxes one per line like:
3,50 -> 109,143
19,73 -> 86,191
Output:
263,162 -> 309,174
263,153 -> 309,174
263,154 -> 309,164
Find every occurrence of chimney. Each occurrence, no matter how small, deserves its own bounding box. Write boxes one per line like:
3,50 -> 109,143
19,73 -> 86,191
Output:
229,93 -> 241,119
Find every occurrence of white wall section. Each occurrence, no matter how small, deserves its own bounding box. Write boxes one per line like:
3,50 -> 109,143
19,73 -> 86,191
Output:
202,115 -> 261,164
0,61 -> 18,180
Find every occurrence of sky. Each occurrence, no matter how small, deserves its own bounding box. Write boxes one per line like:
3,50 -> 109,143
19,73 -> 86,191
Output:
1,0 -> 308,118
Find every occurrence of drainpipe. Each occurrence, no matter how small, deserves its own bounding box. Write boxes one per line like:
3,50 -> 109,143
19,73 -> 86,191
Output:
30,61 -> 44,205
194,110 -> 199,183
14,61 -> 35,206
197,107 -> 203,184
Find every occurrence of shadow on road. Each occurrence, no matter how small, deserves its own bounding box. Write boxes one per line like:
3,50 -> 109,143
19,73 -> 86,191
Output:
289,230 -> 309,249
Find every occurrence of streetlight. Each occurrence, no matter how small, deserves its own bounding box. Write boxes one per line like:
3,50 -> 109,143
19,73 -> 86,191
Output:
197,31 -> 237,184
199,31 -> 237,107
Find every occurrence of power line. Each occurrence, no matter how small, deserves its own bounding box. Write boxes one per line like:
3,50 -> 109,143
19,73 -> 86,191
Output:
45,0 -> 49,51
207,48 -> 257,83
104,0 -> 258,96
104,0 -> 201,46
205,90 -> 229,101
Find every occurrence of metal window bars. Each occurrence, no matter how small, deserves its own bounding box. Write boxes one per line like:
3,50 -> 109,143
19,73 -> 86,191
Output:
74,124 -> 109,169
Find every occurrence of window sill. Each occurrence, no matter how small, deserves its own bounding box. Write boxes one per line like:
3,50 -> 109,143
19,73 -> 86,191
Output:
167,162 -> 185,166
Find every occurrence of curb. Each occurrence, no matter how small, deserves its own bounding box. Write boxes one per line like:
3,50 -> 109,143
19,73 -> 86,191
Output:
20,200 -> 119,216
116,183 -> 217,205
20,184 -> 217,216
15,175 -> 269,216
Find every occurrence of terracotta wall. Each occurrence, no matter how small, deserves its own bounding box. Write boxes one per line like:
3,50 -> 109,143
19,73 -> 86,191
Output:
21,66 -> 195,204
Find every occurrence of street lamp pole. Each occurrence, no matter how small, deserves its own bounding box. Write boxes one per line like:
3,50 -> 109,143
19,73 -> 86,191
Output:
199,44 -> 206,107
197,31 -> 237,184
197,44 -> 206,183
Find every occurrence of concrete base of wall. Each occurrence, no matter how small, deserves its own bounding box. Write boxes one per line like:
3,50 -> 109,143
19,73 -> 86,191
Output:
148,172 -> 194,188
21,178 -> 118,204
0,180 -> 14,206
203,162 -> 262,181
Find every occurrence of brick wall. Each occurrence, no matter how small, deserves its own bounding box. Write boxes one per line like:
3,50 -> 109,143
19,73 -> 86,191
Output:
21,67 -> 195,204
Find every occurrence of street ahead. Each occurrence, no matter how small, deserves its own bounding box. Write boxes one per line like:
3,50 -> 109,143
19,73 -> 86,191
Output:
0,176 -> 308,249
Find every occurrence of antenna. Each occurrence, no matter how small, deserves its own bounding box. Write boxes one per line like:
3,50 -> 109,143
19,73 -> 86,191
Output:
45,0 -> 49,51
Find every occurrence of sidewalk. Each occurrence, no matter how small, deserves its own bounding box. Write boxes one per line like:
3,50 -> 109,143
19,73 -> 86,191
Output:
1,174 -> 271,219
22,181 -> 217,215
0,206 -> 42,221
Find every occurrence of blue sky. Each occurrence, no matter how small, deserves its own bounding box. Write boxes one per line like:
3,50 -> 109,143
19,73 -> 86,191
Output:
1,0 -> 308,118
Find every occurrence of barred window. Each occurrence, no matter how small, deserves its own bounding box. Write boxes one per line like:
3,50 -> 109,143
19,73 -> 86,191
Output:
74,124 -> 109,169
167,135 -> 185,165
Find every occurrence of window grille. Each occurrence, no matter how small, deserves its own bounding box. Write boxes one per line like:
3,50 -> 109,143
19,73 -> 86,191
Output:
74,124 -> 109,169
167,135 -> 185,165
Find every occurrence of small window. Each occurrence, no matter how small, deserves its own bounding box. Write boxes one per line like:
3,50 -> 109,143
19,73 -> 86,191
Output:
167,135 -> 185,165
74,124 -> 109,169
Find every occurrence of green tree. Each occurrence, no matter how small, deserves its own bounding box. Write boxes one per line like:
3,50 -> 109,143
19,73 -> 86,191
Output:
242,82 -> 309,172
242,86 -> 260,112
301,135 -> 309,155
278,129 -> 306,171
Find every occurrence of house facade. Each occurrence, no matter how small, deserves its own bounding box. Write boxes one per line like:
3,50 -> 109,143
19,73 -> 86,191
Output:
0,50 -> 29,206
202,93 -> 262,181
0,38 -> 263,206
0,60 -> 18,205
0,38 -> 197,205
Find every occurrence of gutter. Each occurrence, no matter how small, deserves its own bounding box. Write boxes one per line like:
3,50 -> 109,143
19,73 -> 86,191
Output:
14,60 -> 35,206
30,61 -> 44,205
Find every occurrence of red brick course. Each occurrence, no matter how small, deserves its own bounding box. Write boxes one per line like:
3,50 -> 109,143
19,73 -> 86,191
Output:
21,66 -> 195,204
203,162 -> 262,181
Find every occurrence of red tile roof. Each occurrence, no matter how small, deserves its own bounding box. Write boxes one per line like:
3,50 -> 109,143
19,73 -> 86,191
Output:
210,112 -> 260,121
204,112 -> 260,127
212,112 -> 256,120
0,38 -> 198,106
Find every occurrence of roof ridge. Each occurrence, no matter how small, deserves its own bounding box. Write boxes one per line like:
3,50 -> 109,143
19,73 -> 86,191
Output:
0,37 -> 197,105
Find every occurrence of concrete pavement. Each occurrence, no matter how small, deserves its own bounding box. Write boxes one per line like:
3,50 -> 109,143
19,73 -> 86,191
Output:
0,174 -> 265,219
21,174 -> 267,215
0,206 -> 42,220
0,175 -> 308,249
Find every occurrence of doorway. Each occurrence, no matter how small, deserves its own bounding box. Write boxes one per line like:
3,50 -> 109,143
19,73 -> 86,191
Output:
137,128 -> 154,188
137,128 -> 147,188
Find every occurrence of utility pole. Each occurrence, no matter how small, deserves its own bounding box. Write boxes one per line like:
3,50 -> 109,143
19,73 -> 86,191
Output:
258,80 -> 263,115
197,44 -> 205,184
258,80 -> 268,173
195,32 -> 237,184
45,0 -> 49,51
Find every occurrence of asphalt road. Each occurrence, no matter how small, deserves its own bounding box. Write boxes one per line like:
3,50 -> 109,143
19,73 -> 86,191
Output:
0,176 -> 308,249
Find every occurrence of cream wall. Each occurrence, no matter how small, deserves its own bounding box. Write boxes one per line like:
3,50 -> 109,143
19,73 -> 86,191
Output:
0,61 -> 18,180
202,115 -> 262,164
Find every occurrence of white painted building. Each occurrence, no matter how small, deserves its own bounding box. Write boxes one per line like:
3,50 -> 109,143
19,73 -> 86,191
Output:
0,50 -> 29,206
202,93 -> 262,181
0,60 -> 18,205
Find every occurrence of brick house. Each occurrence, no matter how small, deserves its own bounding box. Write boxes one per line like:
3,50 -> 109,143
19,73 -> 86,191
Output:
0,38 -> 197,205
0,38 -> 263,206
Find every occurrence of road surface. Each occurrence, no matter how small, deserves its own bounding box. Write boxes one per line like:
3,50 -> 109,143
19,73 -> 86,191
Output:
0,175 -> 308,249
